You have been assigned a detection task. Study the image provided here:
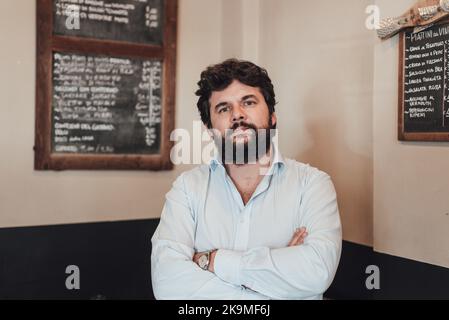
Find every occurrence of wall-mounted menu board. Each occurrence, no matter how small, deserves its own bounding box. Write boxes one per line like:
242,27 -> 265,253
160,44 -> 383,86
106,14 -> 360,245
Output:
35,0 -> 177,170
399,20 -> 449,141
52,52 -> 162,154
53,0 -> 164,45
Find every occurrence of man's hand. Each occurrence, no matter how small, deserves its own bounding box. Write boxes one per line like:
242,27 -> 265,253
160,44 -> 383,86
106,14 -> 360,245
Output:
193,250 -> 217,273
288,227 -> 308,246
192,252 -> 202,266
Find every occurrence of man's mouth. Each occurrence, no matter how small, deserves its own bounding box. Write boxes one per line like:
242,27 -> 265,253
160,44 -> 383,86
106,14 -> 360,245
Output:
234,126 -> 248,132
232,126 -> 249,136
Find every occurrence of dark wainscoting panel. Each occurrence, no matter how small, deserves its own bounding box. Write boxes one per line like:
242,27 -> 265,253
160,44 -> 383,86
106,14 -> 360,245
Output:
326,241 -> 449,299
0,219 -> 159,299
0,219 -> 448,299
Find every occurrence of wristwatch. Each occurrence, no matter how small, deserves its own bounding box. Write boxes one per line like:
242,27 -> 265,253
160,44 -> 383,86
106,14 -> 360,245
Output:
198,250 -> 216,271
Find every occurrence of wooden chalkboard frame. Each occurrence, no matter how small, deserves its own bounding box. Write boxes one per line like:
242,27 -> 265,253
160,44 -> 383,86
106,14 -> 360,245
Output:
398,20 -> 449,141
35,0 -> 177,170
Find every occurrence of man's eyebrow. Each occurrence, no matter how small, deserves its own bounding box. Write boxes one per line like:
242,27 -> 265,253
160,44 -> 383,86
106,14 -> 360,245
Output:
214,101 -> 228,111
241,94 -> 258,101
214,95 -> 258,111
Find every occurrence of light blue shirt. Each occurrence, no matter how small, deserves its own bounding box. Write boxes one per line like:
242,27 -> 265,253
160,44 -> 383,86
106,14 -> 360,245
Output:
151,146 -> 342,300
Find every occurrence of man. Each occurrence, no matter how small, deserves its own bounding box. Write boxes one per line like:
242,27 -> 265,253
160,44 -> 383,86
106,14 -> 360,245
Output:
151,59 -> 342,299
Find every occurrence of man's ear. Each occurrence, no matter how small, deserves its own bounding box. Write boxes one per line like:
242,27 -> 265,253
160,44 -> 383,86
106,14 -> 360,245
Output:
271,112 -> 277,127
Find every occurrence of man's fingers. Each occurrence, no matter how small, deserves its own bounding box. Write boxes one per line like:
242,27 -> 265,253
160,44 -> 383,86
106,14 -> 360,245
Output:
288,228 -> 304,246
292,232 -> 308,246
298,232 -> 308,243
288,227 -> 307,246
291,229 -> 308,246
287,230 -> 300,246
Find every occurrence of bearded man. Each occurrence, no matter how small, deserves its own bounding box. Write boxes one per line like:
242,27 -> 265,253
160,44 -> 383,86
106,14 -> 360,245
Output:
151,59 -> 342,300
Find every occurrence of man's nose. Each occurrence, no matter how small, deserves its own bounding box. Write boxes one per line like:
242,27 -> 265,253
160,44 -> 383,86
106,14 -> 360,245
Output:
231,104 -> 247,123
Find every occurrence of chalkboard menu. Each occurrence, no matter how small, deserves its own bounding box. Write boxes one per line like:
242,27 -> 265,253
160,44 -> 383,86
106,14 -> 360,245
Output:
53,0 -> 164,45
399,21 -> 449,141
52,52 -> 162,154
35,0 -> 177,170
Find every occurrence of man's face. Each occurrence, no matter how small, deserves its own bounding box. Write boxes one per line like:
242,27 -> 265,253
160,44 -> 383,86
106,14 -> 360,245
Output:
208,80 -> 276,164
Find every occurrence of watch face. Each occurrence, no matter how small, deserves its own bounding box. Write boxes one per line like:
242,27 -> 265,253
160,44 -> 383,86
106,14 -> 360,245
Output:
198,254 -> 208,270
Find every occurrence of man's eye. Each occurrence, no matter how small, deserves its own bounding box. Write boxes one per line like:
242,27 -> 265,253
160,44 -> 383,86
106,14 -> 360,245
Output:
218,106 -> 229,113
243,100 -> 256,106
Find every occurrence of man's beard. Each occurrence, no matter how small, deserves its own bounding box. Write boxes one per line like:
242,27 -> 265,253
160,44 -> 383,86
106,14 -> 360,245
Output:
213,119 -> 276,165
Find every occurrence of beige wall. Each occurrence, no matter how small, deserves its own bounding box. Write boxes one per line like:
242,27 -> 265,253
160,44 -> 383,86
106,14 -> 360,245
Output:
0,1 -> 375,247
258,0 -> 375,246
221,0 -> 260,62
0,0 -> 223,227
373,0 -> 449,268
7,0 -> 446,270
1,0 -> 447,272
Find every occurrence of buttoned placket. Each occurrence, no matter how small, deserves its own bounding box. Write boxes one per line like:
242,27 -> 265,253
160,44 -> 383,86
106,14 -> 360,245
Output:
222,166 -> 276,252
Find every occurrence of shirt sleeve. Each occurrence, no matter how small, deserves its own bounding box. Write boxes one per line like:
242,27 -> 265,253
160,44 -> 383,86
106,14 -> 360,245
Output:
213,171 -> 342,299
151,172 -> 271,300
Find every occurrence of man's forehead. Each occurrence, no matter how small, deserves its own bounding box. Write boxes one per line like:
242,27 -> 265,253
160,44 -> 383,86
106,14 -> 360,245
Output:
210,80 -> 262,102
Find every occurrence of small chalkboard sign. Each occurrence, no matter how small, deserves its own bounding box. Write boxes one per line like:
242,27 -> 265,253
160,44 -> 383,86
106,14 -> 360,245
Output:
53,0 -> 164,45
399,20 -> 449,141
35,0 -> 177,170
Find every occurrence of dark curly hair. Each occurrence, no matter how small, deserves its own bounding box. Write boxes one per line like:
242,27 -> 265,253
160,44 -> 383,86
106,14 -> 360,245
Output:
195,59 -> 277,129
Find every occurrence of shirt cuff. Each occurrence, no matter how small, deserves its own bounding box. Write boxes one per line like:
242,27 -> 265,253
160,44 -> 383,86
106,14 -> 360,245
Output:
213,249 -> 243,286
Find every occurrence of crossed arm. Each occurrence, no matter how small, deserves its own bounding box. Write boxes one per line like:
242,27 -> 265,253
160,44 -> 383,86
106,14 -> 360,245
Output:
192,227 -> 309,273
151,172 -> 342,300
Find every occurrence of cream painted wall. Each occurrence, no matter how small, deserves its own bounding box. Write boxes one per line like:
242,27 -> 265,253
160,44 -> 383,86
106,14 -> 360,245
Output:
221,0 -> 260,63
373,0 -> 449,268
257,0 -> 375,246
1,0 -> 379,257
0,0 -> 223,227
0,0 -> 375,248
2,0 -> 447,270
